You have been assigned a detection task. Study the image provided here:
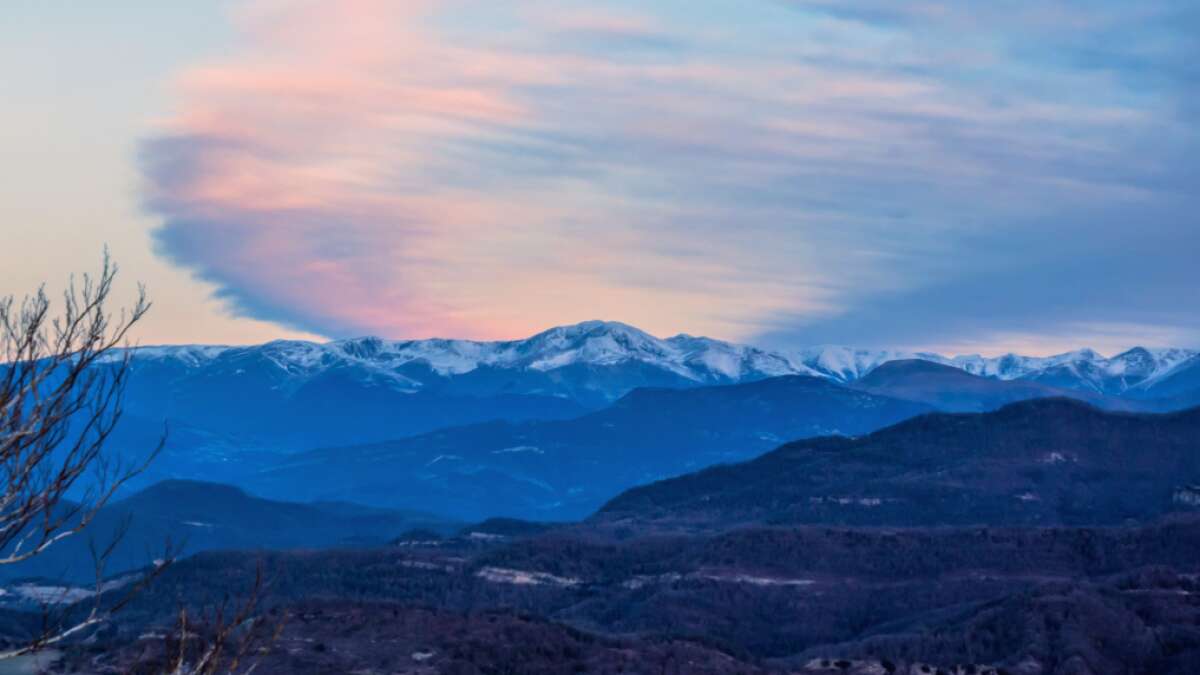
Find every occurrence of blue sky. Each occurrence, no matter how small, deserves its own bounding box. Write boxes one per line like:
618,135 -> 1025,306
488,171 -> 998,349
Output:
2,1 -> 1197,354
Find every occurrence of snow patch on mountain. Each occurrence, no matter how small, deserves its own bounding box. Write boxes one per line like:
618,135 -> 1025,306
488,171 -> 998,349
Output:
119,320 -> 1197,400
667,334 -> 812,380
943,346 -> 1198,393
787,344 -> 1197,394
122,321 -> 811,390
784,346 -> 939,382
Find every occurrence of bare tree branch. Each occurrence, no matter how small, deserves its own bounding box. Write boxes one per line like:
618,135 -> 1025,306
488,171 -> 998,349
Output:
0,255 -> 277,672
158,563 -> 283,675
0,252 -> 164,658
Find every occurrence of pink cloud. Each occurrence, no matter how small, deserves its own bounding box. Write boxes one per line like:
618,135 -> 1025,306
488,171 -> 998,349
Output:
142,0 -> 1157,343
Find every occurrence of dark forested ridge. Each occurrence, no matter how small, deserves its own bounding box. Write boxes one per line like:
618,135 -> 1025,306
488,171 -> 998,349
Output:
78,601 -> 781,675
598,398 -> 1200,530
55,517 -> 1200,674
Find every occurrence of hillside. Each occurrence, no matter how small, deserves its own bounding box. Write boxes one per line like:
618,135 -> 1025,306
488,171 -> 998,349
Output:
69,518 -> 1200,674
598,398 -> 1200,529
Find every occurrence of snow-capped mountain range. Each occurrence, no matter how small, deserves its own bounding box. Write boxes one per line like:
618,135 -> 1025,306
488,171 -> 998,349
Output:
124,321 -> 803,399
785,344 -> 1197,396
124,320 -> 1198,404
100,320 -> 1200,511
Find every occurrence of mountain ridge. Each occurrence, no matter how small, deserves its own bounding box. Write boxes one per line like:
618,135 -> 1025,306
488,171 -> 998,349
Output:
115,320 -> 1198,403
595,397 -> 1200,530
248,374 -> 933,520
0,479 -> 461,583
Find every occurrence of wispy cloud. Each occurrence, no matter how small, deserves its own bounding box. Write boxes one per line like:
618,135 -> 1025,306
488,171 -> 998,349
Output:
141,0 -> 1199,349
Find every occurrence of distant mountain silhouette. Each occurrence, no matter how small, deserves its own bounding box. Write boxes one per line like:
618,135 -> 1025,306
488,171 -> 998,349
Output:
849,358 -> 1140,412
250,375 -> 933,521
0,480 -> 459,583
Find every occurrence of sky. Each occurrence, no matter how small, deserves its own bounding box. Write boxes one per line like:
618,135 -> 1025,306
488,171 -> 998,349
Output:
2,1 -> 1197,355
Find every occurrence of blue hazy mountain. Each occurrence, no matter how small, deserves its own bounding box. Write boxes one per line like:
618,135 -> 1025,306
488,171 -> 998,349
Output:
1,480 -> 459,583
246,376 -> 933,520
848,359 -> 1142,412
87,321 -> 1197,507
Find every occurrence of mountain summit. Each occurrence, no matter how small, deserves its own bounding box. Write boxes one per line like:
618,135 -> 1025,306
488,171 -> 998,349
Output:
119,320 -> 1197,411
120,320 -> 812,408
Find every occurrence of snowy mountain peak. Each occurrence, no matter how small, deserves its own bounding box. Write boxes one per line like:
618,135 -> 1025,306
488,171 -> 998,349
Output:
509,320 -> 810,382
122,323 -> 1196,403
665,334 -> 813,380
784,345 -> 937,382
520,320 -> 676,372
541,319 -> 650,338
778,343 -> 1196,394
122,321 -> 809,403
1106,347 -> 1197,389
936,345 -> 1198,393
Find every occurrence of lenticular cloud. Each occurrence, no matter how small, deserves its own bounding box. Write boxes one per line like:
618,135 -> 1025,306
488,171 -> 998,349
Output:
141,0 -> 1185,344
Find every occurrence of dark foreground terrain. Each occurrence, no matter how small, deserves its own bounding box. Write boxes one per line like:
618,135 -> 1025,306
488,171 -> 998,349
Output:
76,602 -> 781,675
19,515 -> 1200,674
